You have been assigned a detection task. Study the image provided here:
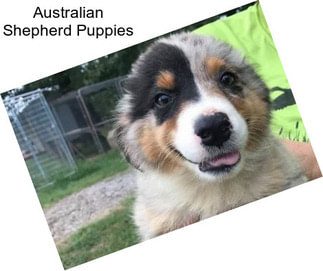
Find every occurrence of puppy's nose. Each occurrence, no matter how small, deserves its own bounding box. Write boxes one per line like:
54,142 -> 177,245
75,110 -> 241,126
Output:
194,112 -> 232,147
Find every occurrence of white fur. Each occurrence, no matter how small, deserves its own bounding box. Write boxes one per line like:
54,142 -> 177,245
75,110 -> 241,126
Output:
174,93 -> 248,164
134,136 -> 307,240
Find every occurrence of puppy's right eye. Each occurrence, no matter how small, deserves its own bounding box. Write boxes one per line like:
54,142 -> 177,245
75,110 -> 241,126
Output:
154,94 -> 173,108
220,72 -> 236,86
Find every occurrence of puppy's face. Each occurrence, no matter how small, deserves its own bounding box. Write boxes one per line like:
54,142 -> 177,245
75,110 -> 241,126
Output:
116,33 -> 270,182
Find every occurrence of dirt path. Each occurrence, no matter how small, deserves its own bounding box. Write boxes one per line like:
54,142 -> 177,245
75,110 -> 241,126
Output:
44,170 -> 136,242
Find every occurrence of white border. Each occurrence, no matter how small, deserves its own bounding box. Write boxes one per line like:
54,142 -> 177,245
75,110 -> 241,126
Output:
0,0 -> 322,270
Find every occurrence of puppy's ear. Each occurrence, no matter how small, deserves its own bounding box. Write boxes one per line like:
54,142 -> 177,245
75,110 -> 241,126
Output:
114,125 -> 144,172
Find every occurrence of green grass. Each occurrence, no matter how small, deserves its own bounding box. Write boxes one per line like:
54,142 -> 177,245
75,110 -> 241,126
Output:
57,196 -> 139,269
25,152 -> 69,190
37,150 -> 129,209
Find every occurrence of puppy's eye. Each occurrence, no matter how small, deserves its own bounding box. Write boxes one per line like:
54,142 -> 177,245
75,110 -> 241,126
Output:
220,72 -> 235,86
154,94 -> 173,108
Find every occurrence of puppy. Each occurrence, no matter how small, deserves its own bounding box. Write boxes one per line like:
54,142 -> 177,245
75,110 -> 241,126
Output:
115,33 -> 307,241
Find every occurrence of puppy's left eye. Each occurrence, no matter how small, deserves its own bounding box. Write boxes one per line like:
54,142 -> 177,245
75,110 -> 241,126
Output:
154,94 -> 173,108
220,72 -> 236,86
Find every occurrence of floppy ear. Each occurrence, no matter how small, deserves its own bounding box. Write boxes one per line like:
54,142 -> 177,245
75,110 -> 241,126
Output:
114,125 -> 144,172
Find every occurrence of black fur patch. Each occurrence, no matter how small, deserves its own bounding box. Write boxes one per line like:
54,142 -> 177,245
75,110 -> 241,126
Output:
125,42 -> 199,124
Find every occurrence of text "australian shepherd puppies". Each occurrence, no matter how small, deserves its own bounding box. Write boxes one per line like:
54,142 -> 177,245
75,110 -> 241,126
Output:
115,33 -> 306,240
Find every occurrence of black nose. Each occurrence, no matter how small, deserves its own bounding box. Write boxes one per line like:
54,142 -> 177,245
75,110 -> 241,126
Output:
194,112 -> 232,147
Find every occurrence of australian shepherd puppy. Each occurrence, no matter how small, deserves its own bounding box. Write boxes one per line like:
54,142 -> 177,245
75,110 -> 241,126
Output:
115,33 -> 307,241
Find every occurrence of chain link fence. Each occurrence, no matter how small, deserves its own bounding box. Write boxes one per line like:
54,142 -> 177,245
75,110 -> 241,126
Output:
3,76 -> 125,189
3,90 -> 76,190
50,76 -> 125,158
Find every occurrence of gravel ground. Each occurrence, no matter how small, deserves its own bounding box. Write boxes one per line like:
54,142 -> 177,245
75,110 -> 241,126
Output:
44,170 -> 136,242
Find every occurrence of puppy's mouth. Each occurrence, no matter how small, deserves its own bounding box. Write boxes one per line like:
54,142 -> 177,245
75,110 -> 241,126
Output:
172,147 -> 241,174
198,150 -> 241,173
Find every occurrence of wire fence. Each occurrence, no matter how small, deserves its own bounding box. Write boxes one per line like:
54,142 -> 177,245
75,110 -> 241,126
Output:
50,76 -> 125,158
3,90 -> 76,190
3,76 -> 125,190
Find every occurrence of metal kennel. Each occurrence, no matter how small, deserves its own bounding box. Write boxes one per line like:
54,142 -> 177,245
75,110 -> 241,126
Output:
3,90 -> 76,190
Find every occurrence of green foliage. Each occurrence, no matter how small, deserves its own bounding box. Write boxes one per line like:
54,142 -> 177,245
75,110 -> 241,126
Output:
58,196 -> 139,269
85,85 -> 120,123
15,45 -> 146,102
37,150 -> 129,209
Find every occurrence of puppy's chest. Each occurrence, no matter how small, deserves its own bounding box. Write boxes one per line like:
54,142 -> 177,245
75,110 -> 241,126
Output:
181,182 -> 255,217
137,173 -> 259,217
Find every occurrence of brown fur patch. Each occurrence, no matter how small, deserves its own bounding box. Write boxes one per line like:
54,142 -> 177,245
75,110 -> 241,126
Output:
138,116 -> 182,172
137,103 -> 192,172
231,92 -> 270,151
205,56 -> 225,76
200,56 -> 228,97
156,70 -> 175,90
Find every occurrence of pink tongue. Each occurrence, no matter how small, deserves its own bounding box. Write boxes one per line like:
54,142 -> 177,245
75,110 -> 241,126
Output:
208,151 -> 240,167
